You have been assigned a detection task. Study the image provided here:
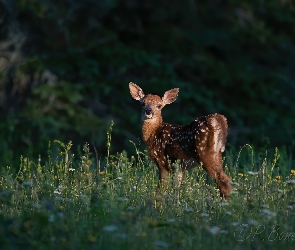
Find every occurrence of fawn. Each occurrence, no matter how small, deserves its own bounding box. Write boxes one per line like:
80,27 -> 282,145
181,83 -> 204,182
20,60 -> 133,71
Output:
129,82 -> 232,199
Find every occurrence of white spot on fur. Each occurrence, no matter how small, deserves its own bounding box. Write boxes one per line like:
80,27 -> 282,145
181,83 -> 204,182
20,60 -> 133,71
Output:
211,117 -> 218,128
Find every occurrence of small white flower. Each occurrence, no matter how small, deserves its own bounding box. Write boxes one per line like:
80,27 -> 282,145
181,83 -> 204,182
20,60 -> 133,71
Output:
184,208 -> 194,213
126,206 -> 135,211
23,181 -> 33,186
200,213 -> 209,217
220,230 -> 228,234
32,204 -> 42,209
229,181 -> 239,186
286,180 -> 295,184
208,226 -> 220,235
167,218 -> 175,223
57,212 -> 64,217
79,194 -> 88,199
247,171 -> 259,175
231,222 -> 240,227
48,214 -> 55,222
54,189 -> 62,195
64,198 -> 73,203
115,177 -> 123,180
226,211 -> 232,216
154,241 -> 169,248
248,219 -> 259,226
55,196 -> 63,201
103,225 -> 118,232
114,233 -> 127,239
261,209 -> 276,218
117,197 -> 129,202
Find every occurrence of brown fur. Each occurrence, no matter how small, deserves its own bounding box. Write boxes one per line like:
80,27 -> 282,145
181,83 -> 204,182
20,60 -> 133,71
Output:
129,82 -> 232,199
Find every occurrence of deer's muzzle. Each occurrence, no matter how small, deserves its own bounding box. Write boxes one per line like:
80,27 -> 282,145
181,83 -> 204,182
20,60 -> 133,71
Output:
143,107 -> 153,119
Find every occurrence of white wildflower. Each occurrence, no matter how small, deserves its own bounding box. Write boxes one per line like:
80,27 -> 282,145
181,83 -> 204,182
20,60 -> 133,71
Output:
114,233 -> 127,239
154,241 -> 169,248
32,204 -> 42,209
184,208 -> 194,213
23,181 -> 33,186
103,225 -> 118,232
248,219 -> 259,226
167,218 -> 175,223
117,197 -> 129,202
229,181 -> 239,186
79,194 -> 88,199
53,189 -> 62,195
48,214 -> 55,222
208,226 -> 220,235
247,171 -> 259,175
261,209 -> 276,218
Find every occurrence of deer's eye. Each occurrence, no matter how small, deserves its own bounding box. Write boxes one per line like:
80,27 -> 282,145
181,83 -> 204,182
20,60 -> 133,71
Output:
157,104 -> 162,109
141,102 -> 145,106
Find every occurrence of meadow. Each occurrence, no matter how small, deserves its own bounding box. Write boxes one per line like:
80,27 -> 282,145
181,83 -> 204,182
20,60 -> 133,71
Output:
1,131 -> 295,250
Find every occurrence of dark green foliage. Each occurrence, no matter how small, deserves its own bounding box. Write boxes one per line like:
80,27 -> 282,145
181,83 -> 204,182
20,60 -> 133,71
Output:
0,0 -> 294,166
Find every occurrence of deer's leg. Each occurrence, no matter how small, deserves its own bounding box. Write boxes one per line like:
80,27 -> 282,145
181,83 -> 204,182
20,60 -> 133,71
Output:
171,163 -> 184,204
200,152 -> 232,199
158,167 -> 170,191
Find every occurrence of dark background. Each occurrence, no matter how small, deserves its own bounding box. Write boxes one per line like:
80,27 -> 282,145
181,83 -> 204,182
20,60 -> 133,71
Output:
1,0 -> 295,167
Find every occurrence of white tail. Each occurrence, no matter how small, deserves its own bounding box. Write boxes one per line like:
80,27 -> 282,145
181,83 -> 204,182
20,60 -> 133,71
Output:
129,82 -> 232,199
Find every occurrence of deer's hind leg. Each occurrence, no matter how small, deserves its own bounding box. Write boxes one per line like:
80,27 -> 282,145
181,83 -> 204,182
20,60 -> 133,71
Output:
200,152 -> 232,199
197,116 -> 232,199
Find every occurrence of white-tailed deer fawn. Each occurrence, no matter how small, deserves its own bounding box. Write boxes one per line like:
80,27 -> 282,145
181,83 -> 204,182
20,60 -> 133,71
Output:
129,82 -> 232,199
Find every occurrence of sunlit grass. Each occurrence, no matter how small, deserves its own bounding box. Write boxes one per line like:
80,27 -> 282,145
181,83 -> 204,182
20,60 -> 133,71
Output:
0,141 -> 295,249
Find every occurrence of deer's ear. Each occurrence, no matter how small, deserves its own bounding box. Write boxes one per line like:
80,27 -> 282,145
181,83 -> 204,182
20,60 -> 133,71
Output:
162,88 -> 179,105
129,82 -> 145,101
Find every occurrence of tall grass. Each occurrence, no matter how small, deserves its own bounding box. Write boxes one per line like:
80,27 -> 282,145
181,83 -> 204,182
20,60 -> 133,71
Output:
0,139 -> 295,249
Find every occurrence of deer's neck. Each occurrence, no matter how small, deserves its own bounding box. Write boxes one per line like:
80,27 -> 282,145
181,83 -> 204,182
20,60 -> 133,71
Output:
141,117 -> 163,143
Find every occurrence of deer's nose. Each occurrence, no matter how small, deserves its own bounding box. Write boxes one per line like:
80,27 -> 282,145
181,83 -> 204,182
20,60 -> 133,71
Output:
145,107 -> 152,115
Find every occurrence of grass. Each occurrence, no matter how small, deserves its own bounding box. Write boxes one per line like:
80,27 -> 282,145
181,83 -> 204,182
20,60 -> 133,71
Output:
1,139 -> 295,250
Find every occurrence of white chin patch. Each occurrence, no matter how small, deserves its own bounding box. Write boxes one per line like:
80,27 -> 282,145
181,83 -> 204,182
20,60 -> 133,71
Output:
146,114 -> 153,119
142,114 -> 153,120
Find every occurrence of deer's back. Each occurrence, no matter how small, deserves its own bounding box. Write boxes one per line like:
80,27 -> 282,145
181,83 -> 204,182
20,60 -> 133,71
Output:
146,113 -> 228,167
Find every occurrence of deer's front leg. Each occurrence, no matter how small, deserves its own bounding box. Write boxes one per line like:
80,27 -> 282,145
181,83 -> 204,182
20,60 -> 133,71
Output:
158,165 -> 170,191
171,162 -> 184,204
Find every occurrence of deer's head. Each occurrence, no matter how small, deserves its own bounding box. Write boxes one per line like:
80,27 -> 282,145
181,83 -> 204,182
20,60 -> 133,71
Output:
129,82 -> 179,122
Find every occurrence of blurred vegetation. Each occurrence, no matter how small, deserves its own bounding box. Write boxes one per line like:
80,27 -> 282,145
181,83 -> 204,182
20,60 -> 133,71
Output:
0,0 -> 295,168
